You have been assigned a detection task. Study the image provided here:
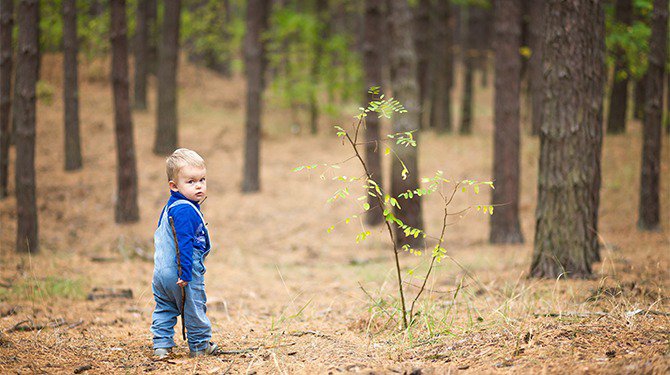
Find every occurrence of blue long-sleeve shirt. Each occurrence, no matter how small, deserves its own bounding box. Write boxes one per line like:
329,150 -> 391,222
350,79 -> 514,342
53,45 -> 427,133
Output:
158,190 -> 209,282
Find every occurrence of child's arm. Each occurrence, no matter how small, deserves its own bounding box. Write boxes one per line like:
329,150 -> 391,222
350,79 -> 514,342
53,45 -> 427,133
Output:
169,205 -> 201,284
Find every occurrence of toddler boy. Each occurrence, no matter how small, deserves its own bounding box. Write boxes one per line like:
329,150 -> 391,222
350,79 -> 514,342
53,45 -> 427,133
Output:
151,148 -> 217,358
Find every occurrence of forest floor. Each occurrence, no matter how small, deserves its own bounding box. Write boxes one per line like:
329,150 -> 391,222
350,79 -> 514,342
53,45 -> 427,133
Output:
0,55 -> 669,374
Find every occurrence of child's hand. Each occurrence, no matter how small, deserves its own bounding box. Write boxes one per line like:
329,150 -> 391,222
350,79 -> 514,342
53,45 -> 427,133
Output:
176,279 -> 188,287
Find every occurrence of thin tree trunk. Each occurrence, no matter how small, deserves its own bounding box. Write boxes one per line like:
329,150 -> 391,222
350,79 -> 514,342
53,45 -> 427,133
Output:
242,0 -> 270,193
62,0 -> 82,171
477,5 -> 492,88
414,0 -> 431,129
363,0 -> 384,226
111,0 -> 139,223
528,0 -> 544,136
606,0 -> 633,134
531,0 -> 605,279
388,0 -> 423,248
634,77 -> 645,120
154,0 -> 181,155
0,0 -> 13,198
460,61 -> 474,134
133,0 -> 149,110
638,0 -> 668,230
430,0 -> 452,133
459,6 -> 476,135
221,0 -> 233,77
15,0 -> 39,253
147,0 -> 158,75
309,0 -> 327,135
490,0 -> 523,244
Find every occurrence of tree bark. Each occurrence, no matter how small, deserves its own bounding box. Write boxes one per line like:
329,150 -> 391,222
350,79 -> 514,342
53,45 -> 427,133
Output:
414,0 -> 431,129
133,0 -> 149,110
62,0 -> 82,171
606,0 -> 633,134
531,0 -> 605,279
388,0 -> 423,248
490,0 -> 523,244
638,0 -> 667,230
15,0 -> 39,253
154,0 -> 181,155
0,0 -> 13,198
242,0 -> 270,193
363,0 -> 384,226
111,0 -> 139,223
429,0 -> 453,133
528,0 -> 544,136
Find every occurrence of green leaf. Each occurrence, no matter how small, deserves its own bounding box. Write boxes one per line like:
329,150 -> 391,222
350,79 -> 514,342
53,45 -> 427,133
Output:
489,206 -> 494,215
363,203 -> 370,211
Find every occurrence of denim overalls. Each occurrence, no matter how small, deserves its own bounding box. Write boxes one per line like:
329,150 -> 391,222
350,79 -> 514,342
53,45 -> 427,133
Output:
151,199 -> 212,352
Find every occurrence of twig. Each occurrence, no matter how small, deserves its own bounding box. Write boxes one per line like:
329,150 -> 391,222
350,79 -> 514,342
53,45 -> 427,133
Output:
534,311 -> 607,318
536,309 -> 670,318
7,320 -> 44,332
217,342 -> 296,355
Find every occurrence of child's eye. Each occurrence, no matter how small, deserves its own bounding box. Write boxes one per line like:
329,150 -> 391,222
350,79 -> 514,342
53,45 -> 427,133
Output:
200,178 -> 206,182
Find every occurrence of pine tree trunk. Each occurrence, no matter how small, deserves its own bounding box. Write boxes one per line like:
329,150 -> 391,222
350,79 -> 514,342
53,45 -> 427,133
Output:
429,0 -> 452,133
528,0 -> 544,136
111,0 -> 139,223
11,0 -> 40,144
363,0 -> 384,226
242,0 -> 270,193
460,61 -> 474,134
634,76 -> 645,120
414,0 -> 431,129
309,0 -> 327,135
388,0 -> 423,248
154,0 -> 181,155
147,0 -> 158,75
490,0 -> 523,244
0,0 -> 13,198
220,0 -> 233,77
62,0 -> 82,171
133,0 -> 149,110
15,0 -> 39,253
476,6 -> 492,88
531,0 -> 605,279
459,7 -> 476,135
638,0 -> 668,230
606,0 -> 633,134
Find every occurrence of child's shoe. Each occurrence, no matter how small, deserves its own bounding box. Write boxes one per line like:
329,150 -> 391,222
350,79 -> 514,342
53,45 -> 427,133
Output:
189,342 -> 218,357
153,347 -> 172,359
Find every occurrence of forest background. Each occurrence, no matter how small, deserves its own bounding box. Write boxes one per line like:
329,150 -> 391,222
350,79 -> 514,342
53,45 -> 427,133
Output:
0,0 -> 668,373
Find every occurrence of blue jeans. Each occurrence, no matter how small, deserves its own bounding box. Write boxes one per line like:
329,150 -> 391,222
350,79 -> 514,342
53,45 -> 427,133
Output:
151,267 -> 211,352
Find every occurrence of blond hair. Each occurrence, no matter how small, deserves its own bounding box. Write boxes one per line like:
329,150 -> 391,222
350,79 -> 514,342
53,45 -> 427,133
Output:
166,148 -> 206,181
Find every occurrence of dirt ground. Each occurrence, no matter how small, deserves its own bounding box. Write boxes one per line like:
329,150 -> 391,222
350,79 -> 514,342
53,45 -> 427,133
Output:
0,54 -> 669,374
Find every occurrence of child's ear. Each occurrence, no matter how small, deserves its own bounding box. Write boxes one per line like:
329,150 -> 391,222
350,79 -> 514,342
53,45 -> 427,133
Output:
169,180 -> 179,192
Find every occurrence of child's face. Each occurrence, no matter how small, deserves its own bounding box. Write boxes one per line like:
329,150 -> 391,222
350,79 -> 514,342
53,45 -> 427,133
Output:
169,165 -> 207,202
